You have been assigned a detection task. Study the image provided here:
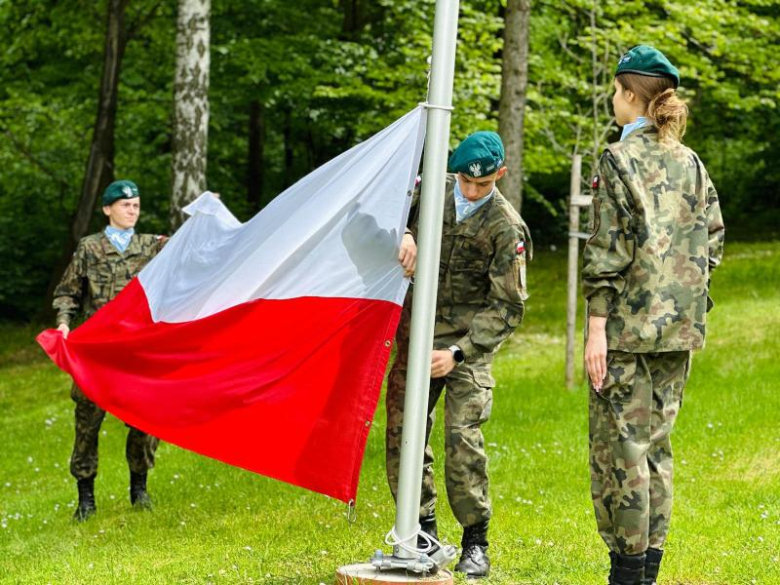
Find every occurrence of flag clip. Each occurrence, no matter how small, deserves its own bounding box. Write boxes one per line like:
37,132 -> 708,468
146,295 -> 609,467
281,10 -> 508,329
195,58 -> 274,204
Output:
346,499 -> 357,524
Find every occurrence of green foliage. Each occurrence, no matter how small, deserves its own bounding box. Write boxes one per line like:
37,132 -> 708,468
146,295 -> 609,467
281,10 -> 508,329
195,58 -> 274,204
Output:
1,0 -> 779,319
1,243 -> 778,583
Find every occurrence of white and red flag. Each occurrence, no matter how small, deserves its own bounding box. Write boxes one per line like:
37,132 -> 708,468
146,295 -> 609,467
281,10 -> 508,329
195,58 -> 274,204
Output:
38,107 -> 426,503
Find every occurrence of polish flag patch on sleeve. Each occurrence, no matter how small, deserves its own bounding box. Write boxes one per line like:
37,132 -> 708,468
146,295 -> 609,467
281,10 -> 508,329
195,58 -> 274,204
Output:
516,240 -> 525,255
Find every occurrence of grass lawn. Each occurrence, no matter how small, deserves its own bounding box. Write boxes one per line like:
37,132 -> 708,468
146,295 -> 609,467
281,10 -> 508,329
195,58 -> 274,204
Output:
1,241 -> 778,584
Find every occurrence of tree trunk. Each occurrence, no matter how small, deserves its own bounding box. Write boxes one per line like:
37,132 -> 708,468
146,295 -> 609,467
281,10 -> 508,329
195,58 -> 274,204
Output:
170,0 -> 211,231
498,0 -> 531,213
247,100 -> 265,212
44,0 -> 129,310
282,107 -> 294,189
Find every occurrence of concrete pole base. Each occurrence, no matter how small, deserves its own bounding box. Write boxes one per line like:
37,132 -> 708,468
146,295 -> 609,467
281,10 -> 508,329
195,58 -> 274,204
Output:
335,564 -> 453,585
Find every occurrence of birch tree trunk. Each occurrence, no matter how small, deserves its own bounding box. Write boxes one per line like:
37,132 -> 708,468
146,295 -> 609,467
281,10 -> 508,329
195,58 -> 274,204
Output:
498,0 -> 531,212
45,0 -> 128,308
170,0 -> 211,231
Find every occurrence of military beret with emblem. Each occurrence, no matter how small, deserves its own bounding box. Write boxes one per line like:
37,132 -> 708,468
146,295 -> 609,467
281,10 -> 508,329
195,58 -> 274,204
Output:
615,45 -> 680,88
448,131 -> 506,178
102,180 -> 140,206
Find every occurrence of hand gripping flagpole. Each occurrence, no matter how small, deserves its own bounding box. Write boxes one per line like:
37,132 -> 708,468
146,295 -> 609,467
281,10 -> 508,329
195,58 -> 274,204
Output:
370,0 -> 460,575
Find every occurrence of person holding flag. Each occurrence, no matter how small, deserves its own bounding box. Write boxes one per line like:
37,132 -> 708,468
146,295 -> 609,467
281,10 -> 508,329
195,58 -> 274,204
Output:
52,180 -> 166,521
387,131 -> 532,579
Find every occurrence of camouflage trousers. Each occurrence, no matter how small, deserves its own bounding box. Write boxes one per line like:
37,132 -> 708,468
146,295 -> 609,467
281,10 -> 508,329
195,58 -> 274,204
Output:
589,350 -> 691,555
70,384 -> 159,480
385,301 -> 494,529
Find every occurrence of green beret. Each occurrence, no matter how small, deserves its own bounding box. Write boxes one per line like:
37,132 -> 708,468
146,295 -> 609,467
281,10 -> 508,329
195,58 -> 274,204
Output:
616,45 -> 680,88
102,180 -> 140,206
448,131 -> 505,178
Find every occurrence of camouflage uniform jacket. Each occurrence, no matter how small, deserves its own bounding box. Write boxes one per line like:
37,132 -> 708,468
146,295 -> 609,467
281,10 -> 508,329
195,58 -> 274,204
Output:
582,126 -> 725,352
408,174 -> 531,363
53,232 -> 165,326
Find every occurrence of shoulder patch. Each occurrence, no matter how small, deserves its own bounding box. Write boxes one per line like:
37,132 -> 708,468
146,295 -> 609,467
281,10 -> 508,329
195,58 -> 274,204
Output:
592,175 -> 600,190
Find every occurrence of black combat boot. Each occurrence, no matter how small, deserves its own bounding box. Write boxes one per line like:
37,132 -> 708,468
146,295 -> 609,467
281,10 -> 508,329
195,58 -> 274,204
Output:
454,521 -> 490,579
129,471 -> 153,510
417,513 -> 439,551
73,477 -> 96,522
610,552 -> 645,585
642,548 -> 663,585
609,551 -> 617,583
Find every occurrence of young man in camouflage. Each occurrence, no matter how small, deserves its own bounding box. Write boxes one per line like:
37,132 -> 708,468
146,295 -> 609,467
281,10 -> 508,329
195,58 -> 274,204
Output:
582,46 -> 725,585
387,132 -> 531,578
53,180 -> 166,521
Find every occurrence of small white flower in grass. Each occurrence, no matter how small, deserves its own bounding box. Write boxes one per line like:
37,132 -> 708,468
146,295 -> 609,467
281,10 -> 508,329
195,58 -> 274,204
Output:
34,468 -> 40,473
27,457 -> 33,463
707,422 -> 714,429
110,495 -> 115,500
761,512 -> 769,519
102,431 -> 107,436
244,546 -> 252,551
758,536 -> 764,542
191,503 -> 196,508
488,442 -> 497,448
372,512 -> 379,518
535,539 -> 541,545
174,474 -> 180,480
180,521 -> 186,526
4,482 -> 10,487
88,563 -> 94,570
54,463 -> 60,468
320,550 -> 328,555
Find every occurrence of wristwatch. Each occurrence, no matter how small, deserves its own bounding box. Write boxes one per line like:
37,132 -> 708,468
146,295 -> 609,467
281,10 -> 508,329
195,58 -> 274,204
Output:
448,345 -> 465,365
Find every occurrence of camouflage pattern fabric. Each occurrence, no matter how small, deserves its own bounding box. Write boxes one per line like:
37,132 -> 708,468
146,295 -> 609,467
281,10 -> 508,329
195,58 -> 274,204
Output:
589,350 -> 691,555
54,231 -> 164,480
582,126 -> 725,352
386,297 -> 494,527
406,174 -> 531,360
386,174 -> 529,528
70,384 -> 159,480
53,232 -> 165,326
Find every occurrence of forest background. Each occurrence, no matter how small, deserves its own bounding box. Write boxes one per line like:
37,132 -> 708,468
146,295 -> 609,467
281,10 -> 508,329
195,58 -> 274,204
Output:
0,0 -> 778,320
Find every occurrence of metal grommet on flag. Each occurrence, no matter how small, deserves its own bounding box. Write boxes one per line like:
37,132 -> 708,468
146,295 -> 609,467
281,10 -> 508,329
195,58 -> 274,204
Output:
384,340 -> 391,348
346,499 -> 357,524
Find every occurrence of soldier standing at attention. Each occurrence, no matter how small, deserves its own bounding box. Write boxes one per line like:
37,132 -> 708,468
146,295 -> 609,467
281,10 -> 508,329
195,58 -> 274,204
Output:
388,132 -> 531,578
53,180 -> 166,521
582,46 -> 725,585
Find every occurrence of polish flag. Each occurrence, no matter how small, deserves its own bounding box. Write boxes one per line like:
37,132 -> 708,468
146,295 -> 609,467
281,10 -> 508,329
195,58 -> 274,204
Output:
37,107 -> 426,503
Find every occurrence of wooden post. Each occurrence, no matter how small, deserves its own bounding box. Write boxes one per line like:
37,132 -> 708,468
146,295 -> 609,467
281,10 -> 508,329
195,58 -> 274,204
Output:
565,155 -> 592,389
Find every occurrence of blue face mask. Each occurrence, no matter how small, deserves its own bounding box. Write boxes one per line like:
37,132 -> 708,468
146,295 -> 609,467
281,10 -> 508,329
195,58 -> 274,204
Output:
105,226 -> 135,253
621,116 -> 650,140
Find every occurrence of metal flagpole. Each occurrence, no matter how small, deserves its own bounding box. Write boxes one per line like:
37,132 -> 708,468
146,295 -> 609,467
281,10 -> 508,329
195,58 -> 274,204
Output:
370,0 -> 460,575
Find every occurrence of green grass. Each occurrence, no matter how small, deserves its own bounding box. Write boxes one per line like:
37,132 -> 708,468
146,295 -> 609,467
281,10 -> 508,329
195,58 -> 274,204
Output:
1,242 -> 779,584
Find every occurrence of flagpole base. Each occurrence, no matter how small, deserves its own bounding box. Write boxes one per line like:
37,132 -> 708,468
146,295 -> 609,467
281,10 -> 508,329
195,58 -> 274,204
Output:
335,564 -> 453,585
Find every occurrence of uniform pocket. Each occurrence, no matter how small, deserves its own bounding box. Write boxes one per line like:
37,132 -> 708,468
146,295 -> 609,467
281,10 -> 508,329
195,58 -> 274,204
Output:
601,351 -> 636,403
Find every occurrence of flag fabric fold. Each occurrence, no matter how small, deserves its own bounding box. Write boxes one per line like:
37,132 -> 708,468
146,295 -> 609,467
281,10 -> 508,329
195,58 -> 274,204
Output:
38,106 -> 427,503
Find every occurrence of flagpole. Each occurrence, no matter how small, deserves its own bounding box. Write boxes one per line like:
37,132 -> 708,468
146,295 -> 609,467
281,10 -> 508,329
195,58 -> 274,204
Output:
392,0 -> 460,566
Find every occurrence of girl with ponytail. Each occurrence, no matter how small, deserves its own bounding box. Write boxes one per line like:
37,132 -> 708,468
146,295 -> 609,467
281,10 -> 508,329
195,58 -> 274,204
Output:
581,45 -> 726,585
